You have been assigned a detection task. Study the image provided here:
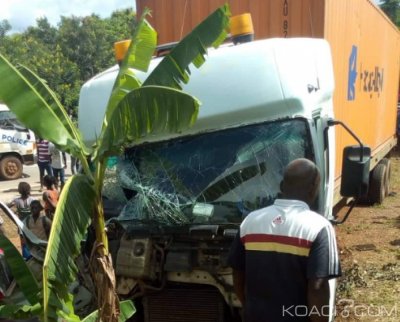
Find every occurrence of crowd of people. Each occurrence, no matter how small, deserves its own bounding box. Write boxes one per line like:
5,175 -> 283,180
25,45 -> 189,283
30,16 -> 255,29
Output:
7,177 -> 58,259
6,137 -> 75,260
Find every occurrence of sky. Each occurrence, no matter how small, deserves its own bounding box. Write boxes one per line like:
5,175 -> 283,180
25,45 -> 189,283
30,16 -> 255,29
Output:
0,0 -> 136,33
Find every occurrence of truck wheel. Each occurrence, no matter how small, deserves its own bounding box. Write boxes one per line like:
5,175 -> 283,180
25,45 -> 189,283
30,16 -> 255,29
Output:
368,163 -> 386,205
0,156 -> 23,180
380,158 -> 391,196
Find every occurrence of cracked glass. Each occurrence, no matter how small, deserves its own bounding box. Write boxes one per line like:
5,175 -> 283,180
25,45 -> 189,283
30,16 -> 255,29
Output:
114,118 -> 315,226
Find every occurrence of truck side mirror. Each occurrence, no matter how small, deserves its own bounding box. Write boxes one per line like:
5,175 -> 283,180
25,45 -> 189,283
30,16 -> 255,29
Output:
340,145 -> 371,197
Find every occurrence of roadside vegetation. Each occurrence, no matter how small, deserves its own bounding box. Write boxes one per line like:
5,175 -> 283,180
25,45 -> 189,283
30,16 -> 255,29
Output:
0,9 -> 137,115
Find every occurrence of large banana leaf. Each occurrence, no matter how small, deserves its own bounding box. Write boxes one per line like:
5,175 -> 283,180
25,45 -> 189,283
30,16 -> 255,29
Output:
104,12 -> 157,127
0,54 -> 88,157
42,175 -> 96,321
0,303 -> 42,320
143,4 -> 230,89
17,66 -> 76,140
0,235 -> 39,305
96,85 -> 199,160
98,4 -> 230,160
120,9 -> 156,73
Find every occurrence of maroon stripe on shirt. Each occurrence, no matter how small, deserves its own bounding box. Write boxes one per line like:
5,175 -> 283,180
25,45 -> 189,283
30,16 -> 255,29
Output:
37,141 -> 51,162
241,234 -> 313,248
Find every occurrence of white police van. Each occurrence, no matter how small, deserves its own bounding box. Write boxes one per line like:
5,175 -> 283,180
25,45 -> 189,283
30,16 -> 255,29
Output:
0,104 -> 36,180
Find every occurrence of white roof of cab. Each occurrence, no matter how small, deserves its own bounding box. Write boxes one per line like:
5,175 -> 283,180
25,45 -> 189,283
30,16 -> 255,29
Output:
79,38 -> 334,145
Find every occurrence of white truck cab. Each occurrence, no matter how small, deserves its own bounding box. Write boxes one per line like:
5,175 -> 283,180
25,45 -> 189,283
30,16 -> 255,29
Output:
79,38 -> 369,322
80,38 -> 337,217
0,104 -> 36,180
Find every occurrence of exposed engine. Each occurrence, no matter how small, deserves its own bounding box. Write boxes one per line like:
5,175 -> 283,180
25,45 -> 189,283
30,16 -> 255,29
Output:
104,220 -> 241,322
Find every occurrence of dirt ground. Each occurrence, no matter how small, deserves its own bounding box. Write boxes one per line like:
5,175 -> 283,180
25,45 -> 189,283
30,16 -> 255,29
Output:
335,148 -> 400,321
1,150 -> 400,321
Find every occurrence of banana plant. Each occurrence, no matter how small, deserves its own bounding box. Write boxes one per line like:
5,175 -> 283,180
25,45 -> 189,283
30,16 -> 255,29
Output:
0,229 -> 134,321
0,4 -> 230,321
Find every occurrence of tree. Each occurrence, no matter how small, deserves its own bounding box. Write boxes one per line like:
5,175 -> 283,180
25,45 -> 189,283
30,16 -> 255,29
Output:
0,25 -> 81,113
0,5 -> 230,321
26,18 -> 58,47
0,19 -> 11,38
380,0 -> 400,26
105,9 -> 137,44
0,9 -> 139,116
57,13 -> 124,82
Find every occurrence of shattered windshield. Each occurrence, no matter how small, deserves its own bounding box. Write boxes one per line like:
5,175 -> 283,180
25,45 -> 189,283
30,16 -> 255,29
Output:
114,118 -> 314,226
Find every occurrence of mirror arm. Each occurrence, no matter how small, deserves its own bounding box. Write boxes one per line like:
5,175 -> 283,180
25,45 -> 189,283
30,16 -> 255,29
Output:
330,197 -> 358,225
327,119 -> 364,161
327,119 -> 370,225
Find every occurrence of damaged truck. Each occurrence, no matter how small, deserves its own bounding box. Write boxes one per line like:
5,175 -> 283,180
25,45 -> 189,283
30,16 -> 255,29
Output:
78,1 -> 400,321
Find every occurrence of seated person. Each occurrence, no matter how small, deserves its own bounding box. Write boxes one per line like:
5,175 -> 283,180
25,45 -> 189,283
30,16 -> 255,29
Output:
24,200 -> 52,241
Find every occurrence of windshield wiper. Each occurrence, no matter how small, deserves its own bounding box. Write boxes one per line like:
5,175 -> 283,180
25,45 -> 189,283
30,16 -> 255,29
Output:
197,162 -> 267,201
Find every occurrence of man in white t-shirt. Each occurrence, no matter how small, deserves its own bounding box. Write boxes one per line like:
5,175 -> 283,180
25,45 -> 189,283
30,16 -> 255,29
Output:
50,144 -> 67,190
228,159 -> 341,322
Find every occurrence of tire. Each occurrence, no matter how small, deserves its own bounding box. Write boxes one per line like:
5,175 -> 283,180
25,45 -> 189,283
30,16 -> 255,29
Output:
0,156 -> 23,180
380,158 -> 391,196
368,163 -> 386,205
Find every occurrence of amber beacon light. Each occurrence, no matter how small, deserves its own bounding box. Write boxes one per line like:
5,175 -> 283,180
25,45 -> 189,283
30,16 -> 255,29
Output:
230,13 -> 254,45
114,39 -> 132,64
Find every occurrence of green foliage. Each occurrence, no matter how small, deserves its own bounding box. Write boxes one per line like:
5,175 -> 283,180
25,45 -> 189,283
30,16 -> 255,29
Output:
26,18 -> 58,47
96,86 -> 200,159
0,19 -> 11,38
0,235 -> 39,305
0,302 -> 42,320
98,4 -> 230,161
0,57 -> 87,157
0,234 -> 42,320
380,0 -> 400,27
81,300 -> 136,322
0,8 -> 136,113
0,230 -> 134,321
105,16 -> 156,120
143,4 -> 230,89
42,175 -> 96,321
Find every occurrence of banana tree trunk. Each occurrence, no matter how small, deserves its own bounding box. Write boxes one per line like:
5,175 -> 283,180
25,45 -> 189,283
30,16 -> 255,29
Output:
89,163 -> 120,321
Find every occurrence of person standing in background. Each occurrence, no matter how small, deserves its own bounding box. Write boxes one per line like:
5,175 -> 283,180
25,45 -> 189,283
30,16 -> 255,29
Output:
50,144 -> 67,190
70,155 -> 79,175
36,138 -> 53,191
42,175 -> 59,220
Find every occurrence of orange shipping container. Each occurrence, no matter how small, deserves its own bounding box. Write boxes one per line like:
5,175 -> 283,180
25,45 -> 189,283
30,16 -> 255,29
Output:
137,0 -> 400,200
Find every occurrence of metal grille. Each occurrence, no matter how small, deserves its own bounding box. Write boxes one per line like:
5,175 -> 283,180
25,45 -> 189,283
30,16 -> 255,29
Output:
143,286 -> 225,322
